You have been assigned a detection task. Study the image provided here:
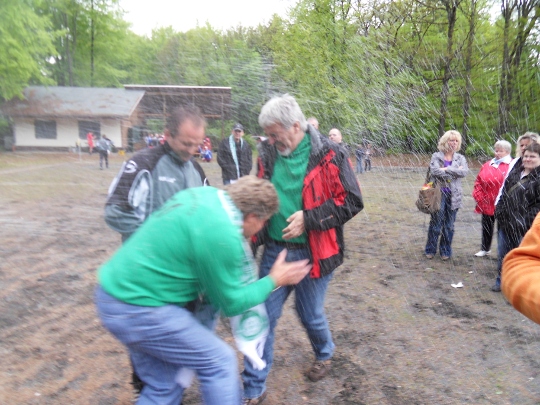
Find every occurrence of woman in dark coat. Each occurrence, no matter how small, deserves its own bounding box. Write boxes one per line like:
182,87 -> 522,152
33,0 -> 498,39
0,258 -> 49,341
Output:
494,142 -> 540,291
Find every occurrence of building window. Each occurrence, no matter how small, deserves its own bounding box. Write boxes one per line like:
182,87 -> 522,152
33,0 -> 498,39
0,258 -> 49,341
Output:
78,120 -> 101,140
35,120 -> 57,139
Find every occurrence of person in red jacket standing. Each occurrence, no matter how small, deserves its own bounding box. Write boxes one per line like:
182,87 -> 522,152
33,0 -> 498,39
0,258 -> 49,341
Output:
472,140 -> 512,257
87,132 -> 94,154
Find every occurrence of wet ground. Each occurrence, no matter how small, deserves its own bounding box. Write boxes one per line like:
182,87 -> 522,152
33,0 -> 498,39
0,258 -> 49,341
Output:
1,151 -> 539,404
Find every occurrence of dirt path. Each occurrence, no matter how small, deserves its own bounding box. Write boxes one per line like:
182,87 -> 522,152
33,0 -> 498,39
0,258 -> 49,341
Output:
1,152 -> 539,404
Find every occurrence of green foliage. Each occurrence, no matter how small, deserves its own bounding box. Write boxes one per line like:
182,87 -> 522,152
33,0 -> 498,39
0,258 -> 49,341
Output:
0,0 -> 55,100
2,0 -> 538,156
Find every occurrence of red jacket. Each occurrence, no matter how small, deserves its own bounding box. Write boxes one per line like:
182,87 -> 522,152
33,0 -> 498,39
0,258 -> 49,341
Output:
472,159 -> 511,216
256,128 -> 363,278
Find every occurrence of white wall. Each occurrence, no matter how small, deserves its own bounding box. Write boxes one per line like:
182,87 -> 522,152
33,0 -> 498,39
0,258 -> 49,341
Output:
13,117 -> 122,148
101,119 -> 122,147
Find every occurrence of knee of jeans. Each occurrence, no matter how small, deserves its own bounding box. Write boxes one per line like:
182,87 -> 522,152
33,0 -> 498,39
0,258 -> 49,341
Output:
218,345 -> 238,373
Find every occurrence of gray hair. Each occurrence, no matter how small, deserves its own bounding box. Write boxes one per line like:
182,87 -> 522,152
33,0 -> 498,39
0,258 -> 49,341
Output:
516,132 -> 539,157
494,140 -> 512,153
259,94 -> 307,132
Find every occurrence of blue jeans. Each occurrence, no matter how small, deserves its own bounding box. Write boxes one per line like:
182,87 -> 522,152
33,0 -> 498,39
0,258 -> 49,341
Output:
95,287 -> 240,405
425,191 -> 458,257
242,241 -> 335,399
356,157 -> 364,174
495,228 -> 522,287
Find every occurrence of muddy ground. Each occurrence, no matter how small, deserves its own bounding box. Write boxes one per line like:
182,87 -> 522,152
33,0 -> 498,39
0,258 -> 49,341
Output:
1,151 -> 540,405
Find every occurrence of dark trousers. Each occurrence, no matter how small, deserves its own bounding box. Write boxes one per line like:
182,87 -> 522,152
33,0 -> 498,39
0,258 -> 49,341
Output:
99,151 -> 108,168
364,159 -> 371,171
481,214 -> 496,251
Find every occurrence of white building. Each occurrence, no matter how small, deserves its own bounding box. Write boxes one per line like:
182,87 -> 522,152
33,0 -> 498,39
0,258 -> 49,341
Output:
1,85 -> 232,151
0,86 -> 145,151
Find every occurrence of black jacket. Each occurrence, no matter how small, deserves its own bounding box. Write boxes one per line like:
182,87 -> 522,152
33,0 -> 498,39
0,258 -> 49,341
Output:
496,160 -> 540,247
255,126 -> 363,277
217,136 -> 253,181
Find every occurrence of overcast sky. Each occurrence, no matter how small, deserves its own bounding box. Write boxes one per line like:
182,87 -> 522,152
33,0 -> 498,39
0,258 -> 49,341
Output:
120,0 -> 296,36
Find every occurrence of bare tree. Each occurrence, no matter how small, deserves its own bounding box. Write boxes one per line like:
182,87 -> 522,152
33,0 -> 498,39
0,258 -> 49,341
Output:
461,0 -> 481,147
498,0 -> 540,136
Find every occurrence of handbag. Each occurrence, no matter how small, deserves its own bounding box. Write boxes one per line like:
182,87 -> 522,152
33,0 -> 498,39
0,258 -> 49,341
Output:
416,168 -> 441,214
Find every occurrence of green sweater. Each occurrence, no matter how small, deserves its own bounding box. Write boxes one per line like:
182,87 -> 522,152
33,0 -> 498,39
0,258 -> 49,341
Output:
98,187 -> 275,317
268,132 -> 311,244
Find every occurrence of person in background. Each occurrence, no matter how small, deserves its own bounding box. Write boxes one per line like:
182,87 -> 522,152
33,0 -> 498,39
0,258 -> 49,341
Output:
241,94 -> 363,404
472,140 -> 513,257
328,128 -> 342,144
97,134 -> 113,170
87,132 -> 94,155
201,145 -> 213,162
307,117 -> 319,130
96,176 -> 312,405
218,123 -> 253,185
493,141 -> 540,292
364,143 -> 372,171
424,130 -> 469,261
354,145 -> 365,174
328,127 -> 351,155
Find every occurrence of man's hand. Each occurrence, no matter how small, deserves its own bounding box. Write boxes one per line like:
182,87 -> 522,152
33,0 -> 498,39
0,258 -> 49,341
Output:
282,210 -> 305,240
268,249 -> 311,286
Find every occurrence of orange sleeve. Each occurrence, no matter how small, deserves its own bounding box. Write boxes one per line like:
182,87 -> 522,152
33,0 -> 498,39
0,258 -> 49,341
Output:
502,212 -> 540,325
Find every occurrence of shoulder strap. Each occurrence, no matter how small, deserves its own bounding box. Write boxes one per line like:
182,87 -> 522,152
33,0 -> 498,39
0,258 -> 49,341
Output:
507,177 -> 530,195
425,167 -> 432,184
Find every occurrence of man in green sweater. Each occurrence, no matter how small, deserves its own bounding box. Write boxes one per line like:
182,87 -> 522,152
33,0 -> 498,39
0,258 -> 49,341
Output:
95,176 -> 311,405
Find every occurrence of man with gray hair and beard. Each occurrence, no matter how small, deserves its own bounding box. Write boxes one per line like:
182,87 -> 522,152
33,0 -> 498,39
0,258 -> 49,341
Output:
242,94 -> 363,404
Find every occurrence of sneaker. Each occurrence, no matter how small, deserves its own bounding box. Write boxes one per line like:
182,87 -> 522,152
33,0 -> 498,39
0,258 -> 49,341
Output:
242,392 -> 267,405
474,250 -> 491,257
491,283 -> 501,292
307,359 -> 331,382
425,254 -> 434,259
441,256 -> 450,261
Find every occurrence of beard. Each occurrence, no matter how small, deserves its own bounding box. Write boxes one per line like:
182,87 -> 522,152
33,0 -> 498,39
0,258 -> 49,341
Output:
275,141 -> 292,156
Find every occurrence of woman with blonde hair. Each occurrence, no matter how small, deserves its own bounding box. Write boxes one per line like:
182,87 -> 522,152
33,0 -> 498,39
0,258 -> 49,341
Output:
425,130 -> 469,260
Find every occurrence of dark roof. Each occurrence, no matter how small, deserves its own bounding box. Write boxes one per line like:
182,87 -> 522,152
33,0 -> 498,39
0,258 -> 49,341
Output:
1,86 -> 145,118
124,85 -> 232,120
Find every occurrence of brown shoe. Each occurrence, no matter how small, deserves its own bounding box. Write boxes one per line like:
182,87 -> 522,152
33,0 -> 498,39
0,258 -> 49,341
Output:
441,256 -> 450,261
307,359 -> 331,382
242,391 -> 267,405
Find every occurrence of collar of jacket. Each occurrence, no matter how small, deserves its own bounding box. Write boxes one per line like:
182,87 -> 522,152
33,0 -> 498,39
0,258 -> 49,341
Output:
162,141 -> 190,166
490,154 -> 513,166
525,165 -> 540,179
433,151 -> 462,162
258,124 -> 339,180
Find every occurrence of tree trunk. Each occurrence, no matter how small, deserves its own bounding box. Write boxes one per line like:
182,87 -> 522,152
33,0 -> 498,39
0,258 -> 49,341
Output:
63,12 -> 74,87
497,0 -> 514,136
90,0 -> 95,87
438,1 -> 458,137
462,0 -> 478,149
